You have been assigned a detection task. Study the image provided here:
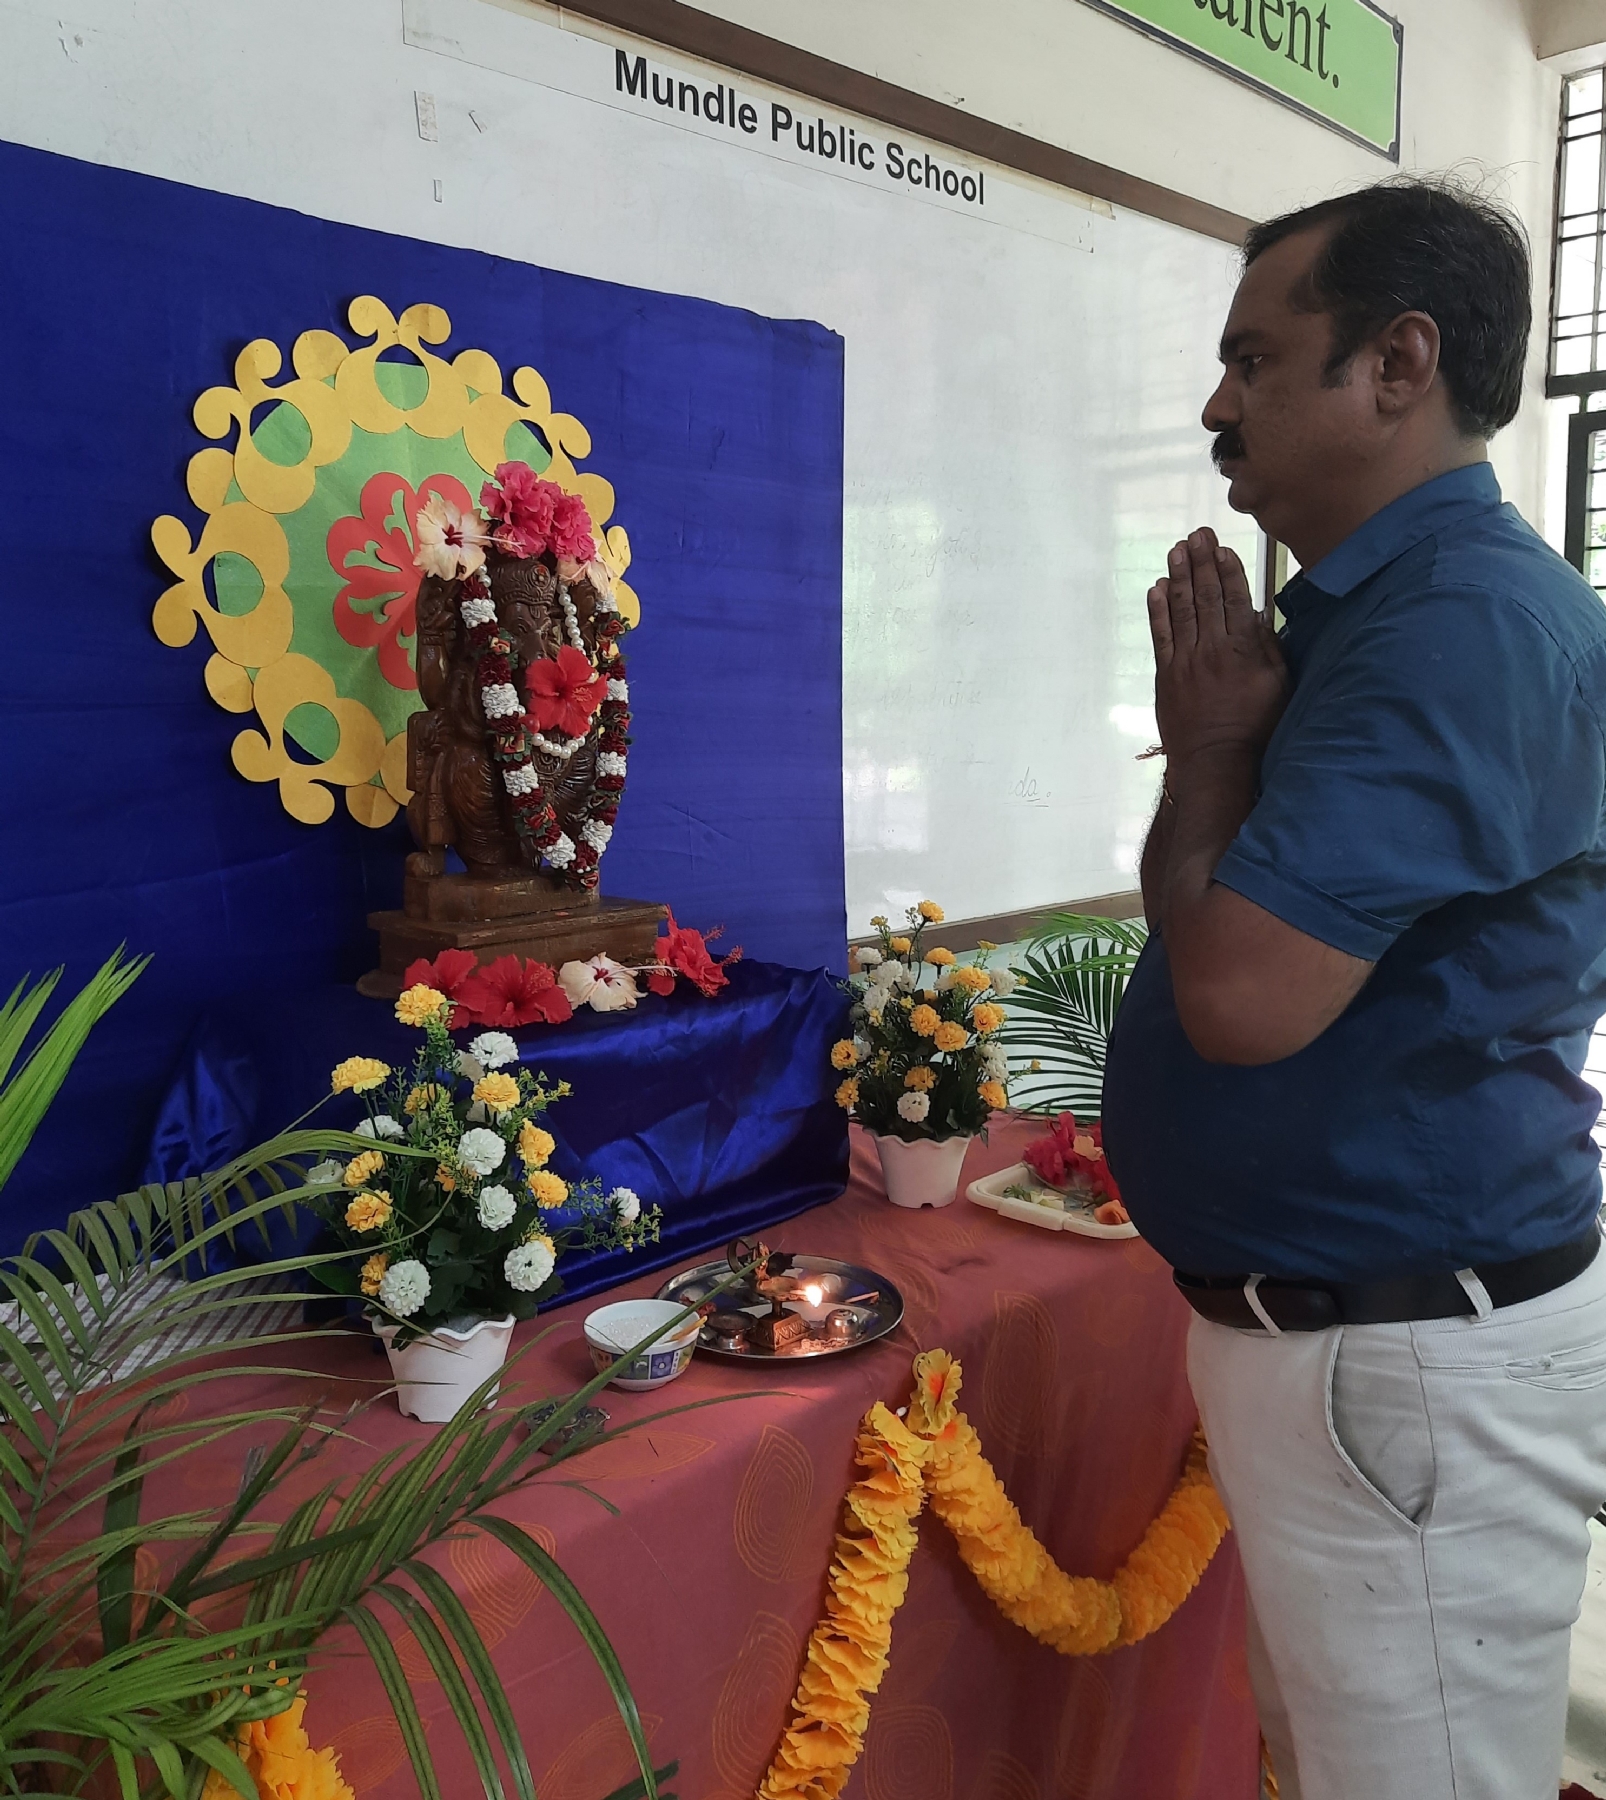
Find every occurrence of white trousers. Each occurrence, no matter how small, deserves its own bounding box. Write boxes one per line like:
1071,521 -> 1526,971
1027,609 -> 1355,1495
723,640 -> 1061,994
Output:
1187,1241 -> 1606,1800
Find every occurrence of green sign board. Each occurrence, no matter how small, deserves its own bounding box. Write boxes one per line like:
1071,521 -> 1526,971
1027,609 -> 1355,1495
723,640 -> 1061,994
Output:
1079,0 -> 1402,159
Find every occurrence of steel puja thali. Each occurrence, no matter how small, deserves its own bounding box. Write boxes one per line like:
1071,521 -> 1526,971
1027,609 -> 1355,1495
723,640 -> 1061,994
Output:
655,1237 -> 903,1362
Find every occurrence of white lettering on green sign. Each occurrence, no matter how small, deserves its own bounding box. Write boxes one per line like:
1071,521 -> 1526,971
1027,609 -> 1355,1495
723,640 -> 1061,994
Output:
1078,0 -> 1402,159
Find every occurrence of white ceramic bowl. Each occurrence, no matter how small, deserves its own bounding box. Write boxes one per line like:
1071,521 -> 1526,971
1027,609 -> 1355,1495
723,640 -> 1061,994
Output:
583,1297 -> 701,1391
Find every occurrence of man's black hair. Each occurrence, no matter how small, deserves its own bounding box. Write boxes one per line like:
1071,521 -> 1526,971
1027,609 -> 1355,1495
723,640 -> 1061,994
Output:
1242,180 -> 1531,440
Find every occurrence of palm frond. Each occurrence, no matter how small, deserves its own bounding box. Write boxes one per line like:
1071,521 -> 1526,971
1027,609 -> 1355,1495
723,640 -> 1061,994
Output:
1001,912 -> 1149,1118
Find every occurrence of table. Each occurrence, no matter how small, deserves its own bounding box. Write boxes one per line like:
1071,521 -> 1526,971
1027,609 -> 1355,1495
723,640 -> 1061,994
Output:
182,1117 -> 1257,1799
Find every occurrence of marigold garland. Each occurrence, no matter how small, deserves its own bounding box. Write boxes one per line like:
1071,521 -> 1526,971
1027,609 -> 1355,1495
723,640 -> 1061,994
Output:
757,1349 -> 1231,1800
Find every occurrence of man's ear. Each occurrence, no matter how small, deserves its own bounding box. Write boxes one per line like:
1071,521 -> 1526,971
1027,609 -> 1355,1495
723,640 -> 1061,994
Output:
1374,310 -> 1441,418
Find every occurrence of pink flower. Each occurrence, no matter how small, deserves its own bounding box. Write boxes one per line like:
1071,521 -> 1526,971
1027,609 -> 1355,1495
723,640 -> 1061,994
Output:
549,492 -> 597,564
480,463 -> 566,560
524,646 -> 606,738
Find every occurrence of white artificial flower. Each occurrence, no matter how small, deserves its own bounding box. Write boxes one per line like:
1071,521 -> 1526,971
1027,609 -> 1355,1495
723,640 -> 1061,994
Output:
505,1238 -> 556,1292
892,964 -> 919,992
468,1030 -> 519,1069
355,1114 -> 404,1141
606,678 -> 629,702
544,833 -> 577,869
503,765 -> 540,796
935,968 -> 958,993
379,1259 -> 430,1317
559,954 -> 639,1013
460,596 -> 497,628
306,1159 -> 343,1187
596,751 -> 628,777
981,1043 -> 1010,1082
856,946 -> 883,969
989,966 -> 1019,998
610,1186 -> 641,1223
852,1035 -> 871,1061
897,1091 -> 931,1123
454,1052 -> 486,1084
456,1127 -> 506,1176
481,682 -> 522,719
580,818 -> 613,851
477,1184 -> 518,1230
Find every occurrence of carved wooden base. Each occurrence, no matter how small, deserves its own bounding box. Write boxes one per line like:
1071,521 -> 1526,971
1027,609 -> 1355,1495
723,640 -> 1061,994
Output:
357,890 -> 669,1000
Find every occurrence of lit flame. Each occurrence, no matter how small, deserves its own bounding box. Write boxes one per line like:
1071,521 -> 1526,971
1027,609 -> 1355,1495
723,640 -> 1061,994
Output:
803,1283 -> 824,1307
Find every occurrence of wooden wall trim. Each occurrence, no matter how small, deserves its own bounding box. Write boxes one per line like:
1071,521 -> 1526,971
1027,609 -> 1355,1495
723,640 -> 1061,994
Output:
552,0 -> 1254,245
849,890 -> 1146,956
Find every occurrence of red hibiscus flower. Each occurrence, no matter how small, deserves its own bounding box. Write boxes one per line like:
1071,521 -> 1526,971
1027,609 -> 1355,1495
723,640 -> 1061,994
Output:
549,491 -> 597,563
524,646 -> 605,738
328,471 -> 476,691
457,954 -> 574,1028
1022,1113 -> 1122,1206
401,947 -> 482,1029
646,912 -> 741,998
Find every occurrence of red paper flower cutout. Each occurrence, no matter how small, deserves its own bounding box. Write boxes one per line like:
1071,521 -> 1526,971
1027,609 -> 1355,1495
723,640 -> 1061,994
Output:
457,954 -> 574,1028
524,646 -> 606,739
328,471 -> 476,691
401,947 -> 481,1029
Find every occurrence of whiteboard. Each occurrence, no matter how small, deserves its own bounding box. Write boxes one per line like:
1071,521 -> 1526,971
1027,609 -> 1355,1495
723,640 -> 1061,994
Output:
1,0 -> 1256,934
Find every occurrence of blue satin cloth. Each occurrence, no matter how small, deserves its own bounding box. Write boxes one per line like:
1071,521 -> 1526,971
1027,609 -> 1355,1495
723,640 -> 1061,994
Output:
141,959 -> 849,1306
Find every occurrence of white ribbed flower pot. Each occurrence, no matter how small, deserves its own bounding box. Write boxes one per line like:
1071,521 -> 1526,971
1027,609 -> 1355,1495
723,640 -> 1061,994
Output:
371,1313 -> 515,1422
872,1132 -> 973,1210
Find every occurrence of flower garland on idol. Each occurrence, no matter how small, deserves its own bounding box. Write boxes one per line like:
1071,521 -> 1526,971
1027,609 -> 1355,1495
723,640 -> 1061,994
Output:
414,463 -> 631,892
756,1350 -> 1230,1800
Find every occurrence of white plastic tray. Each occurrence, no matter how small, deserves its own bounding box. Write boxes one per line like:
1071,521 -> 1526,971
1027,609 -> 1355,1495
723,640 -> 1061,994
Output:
965,1162 -> 1139,1239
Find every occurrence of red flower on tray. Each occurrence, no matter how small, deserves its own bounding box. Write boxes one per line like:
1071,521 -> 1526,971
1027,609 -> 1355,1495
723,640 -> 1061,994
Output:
524,646 -> 606,738
645,912 -> 743,998
456,954 -> 574,1028
400,947 -> 481,1029
327,471 -> 478,691
1022,1113 -> 1129,1225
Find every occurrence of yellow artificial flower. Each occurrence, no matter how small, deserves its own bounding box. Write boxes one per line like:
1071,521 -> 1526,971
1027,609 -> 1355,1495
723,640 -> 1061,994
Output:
971,1001 -> 1006,1035
835,1076 -> 860,1110
976,939 -> 998,952
529,1170 -> 569,1209
473,1072 -> 521,1114
978,1080 -> 1008,1110
359,1253 -> 389,1297
920,989 -> 937,1003
917,900 -> 945,922
951,966 -> 992,994
904,1066 -> 936,1091
927,946 -> 956,967
395,983 -> 449,1028
330,1056 -> 389,1095
436,1163 -> 457,1192
404,1083 -> 441,1115
556,1080 -> 572,1097
870,915 -> 889,928
830,1039 -> 860,1070
889,935 -> 912,955
201,1692 -> 354,1800
933,1021 -> 969,1053
519,1121 -> 556,1168
344,1191 -> 393,1233
867,1009 -> 884,1028
343,1149 -> 385,1188
908,1004 -> 940,1037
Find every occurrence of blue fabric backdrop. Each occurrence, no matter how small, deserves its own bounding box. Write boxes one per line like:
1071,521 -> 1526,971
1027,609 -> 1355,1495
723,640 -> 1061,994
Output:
0,141 -> 846,1252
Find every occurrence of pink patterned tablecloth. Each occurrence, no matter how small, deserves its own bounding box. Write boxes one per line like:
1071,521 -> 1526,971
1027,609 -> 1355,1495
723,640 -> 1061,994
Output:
196,1118 -> 1259,1799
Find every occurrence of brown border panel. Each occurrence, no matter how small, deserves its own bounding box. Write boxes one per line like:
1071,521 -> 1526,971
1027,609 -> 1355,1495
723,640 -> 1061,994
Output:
553,0 -> 1253,245
847,890 -> 1146,957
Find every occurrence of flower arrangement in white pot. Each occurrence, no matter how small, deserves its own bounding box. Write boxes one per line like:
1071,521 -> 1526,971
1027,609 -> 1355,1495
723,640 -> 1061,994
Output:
831,902 -> 1017,1209
302,980 -> 659,1419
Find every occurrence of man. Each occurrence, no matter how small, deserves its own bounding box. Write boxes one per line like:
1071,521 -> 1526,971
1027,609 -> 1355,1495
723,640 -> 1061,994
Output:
1101,181 -> 1606,1800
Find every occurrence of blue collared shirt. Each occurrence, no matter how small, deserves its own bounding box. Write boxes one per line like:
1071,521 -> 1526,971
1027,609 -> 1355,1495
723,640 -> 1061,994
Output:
1102,464 -> 1606,1281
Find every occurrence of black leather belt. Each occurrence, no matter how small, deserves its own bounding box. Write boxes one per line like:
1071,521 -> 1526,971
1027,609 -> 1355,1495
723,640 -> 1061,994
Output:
1174,1227 -> 1601,1332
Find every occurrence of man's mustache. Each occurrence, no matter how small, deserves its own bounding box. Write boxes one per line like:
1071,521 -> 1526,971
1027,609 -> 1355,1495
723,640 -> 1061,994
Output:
1211,428 -> 1247,468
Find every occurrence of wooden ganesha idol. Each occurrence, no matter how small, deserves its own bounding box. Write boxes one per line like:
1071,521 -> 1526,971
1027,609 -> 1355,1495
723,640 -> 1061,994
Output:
361,464 -> 666,996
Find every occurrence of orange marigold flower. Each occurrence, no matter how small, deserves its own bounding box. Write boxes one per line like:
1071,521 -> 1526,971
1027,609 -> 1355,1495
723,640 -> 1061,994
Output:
359,1253 -> 388,1297
472,1072 -> 521,1114
518,1121 -> 556,1168
330,1056 -> 389,1095
950,966 -> 991,994
888,935 -> 912,955
435,1164 -> 457,1192
529,1170 -> 568,1209
978,1080 -> 1008,1111
830,1039 -> 860,1069
835,1077 -> 860,1110
926,946 -> 956,967
932,1022 -> 969,1053
343,1149 -> 385,1188
908,1004 -> 940,1037
404,1083 -> 441,1115
344,1191 -> 392,1232
395,983 -> 449,1028
903,1066 -> 936,1091
971,1001 -> 1006,1035
917,900 -> 945,922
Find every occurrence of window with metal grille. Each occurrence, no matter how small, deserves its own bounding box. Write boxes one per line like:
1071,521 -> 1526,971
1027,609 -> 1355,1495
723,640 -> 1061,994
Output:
1550,69 -> 1606,593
